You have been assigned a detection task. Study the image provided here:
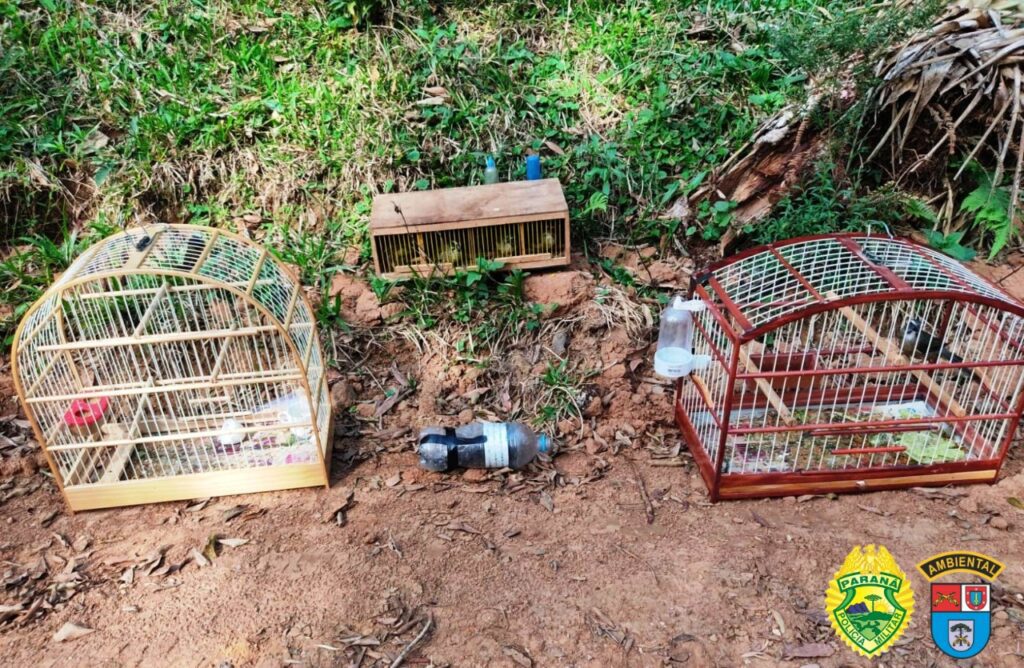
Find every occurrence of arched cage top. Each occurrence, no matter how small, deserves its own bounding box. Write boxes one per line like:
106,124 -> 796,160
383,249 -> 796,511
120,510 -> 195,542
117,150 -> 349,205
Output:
699,233 -> 1024,339
37,223 -> 314,336
11,224 -> 330,510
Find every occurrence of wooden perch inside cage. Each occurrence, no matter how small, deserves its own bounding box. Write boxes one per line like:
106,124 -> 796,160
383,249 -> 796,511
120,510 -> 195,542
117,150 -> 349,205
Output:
11,224 -> 332,512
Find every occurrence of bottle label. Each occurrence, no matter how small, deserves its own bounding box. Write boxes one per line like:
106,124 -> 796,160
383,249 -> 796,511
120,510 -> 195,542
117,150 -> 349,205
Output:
481,422 -> 509,468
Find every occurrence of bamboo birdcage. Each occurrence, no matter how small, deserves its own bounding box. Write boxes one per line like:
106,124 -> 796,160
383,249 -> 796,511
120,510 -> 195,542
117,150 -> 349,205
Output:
677,233 -> 1024,500
11,224 -> 331,511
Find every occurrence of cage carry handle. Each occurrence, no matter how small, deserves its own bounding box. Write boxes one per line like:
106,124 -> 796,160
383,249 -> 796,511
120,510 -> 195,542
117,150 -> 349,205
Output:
864,220 -> 894,239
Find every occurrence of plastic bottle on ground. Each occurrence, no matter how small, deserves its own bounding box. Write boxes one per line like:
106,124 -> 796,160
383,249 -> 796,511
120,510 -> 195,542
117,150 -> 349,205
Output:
418,421 -> 550,471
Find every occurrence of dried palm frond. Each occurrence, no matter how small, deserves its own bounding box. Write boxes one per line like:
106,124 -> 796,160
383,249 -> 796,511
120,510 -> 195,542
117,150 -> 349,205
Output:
863,6 -> 1024,234
959,0 -> 1024,22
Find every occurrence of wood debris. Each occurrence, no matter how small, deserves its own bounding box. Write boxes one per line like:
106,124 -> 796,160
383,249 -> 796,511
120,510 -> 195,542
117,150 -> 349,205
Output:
587,607 -> 634,655
865,6 -> 1024,232
52,621 -> 94,643
319,595 -> 434,667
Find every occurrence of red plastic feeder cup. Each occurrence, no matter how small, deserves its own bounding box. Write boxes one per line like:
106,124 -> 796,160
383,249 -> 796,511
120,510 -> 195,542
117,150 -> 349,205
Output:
64,396 -> 111,441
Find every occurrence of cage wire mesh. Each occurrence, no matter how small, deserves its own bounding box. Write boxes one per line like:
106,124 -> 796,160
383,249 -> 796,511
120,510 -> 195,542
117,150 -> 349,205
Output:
678,234 -> 1024,499
12,224 -> 330,509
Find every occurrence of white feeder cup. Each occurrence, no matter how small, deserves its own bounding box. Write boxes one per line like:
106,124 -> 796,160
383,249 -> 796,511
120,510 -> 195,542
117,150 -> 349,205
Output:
654,296 -> 712,379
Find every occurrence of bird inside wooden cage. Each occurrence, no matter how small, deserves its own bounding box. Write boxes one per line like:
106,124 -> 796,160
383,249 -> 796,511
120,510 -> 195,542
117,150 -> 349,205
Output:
495,235 -> 516,257
901,318 -> 980,383
389,241 -> 410,267
437,240 -> 462,266
532,230 -> 556,254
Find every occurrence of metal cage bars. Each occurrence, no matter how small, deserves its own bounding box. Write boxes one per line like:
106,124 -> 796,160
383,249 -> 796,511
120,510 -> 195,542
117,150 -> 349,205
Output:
678,234 -> 1024,500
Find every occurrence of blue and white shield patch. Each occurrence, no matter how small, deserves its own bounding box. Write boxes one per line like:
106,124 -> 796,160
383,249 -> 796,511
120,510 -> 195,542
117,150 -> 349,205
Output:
931,584 -> 991,659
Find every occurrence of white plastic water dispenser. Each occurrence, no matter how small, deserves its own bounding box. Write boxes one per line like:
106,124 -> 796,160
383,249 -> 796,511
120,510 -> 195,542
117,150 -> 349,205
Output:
654,296 -> 711,378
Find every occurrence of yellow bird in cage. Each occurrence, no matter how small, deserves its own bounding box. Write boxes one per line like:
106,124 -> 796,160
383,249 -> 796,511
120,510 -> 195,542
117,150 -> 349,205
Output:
495,236 -> 515,257
437,241 -> 462,266
390,243 -> 410,266
533,230 -> 556,254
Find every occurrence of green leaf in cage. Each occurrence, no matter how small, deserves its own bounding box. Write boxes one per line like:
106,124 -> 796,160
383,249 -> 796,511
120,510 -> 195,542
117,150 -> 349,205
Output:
898,432 -> 966,464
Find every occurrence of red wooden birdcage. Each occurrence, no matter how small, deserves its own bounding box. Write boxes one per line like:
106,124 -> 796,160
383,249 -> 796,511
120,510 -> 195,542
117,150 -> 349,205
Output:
676,233 -> 1024,500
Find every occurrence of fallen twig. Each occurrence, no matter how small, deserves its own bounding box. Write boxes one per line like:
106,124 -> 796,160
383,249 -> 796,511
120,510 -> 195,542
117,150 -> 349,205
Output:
615,543 -> 660,586
626,458 -> 655,524
389,615 -> 432,668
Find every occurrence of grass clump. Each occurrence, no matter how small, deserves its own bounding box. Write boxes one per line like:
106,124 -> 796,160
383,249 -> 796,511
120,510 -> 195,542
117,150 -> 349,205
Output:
390,260 -> 548,360
0,223 -> 114,343
771,0 -> 945,89
752,162 -> 896,244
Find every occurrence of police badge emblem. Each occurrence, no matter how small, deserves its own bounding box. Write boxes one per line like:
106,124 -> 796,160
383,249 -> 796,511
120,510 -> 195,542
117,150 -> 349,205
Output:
930,583 -> 990,658
918,551 -> 1004,660
826,545 -> 914,658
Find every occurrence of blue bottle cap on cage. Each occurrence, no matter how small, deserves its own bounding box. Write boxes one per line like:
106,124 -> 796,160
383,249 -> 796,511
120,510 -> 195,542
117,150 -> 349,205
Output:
538,434 -> 550,453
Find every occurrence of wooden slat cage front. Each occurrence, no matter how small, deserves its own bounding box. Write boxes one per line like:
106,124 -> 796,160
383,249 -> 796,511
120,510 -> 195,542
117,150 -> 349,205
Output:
676,233 -> 1024,500
11,224 -> 331,511
370,179 -> 571,279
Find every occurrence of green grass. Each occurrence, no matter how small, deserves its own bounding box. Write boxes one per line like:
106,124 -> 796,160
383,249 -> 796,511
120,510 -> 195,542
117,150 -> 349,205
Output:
0,222 -> 114,345
389,259 -> 547,360
535,358 -> 588,426
0,0 -> 939,342
749,161 -> 903,244
0,1 -> 816,225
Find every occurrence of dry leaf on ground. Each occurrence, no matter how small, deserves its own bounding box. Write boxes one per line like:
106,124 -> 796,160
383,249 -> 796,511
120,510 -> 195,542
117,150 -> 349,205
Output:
53,622 -> 94,643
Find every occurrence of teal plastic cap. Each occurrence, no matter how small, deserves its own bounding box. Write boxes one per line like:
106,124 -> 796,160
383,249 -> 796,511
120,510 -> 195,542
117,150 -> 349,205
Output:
538,434 -> 550,453
486,156 -> 496,168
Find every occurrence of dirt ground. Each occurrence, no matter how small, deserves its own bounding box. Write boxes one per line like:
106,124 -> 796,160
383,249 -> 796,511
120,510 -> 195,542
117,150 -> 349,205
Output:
1,250 -> 1023,667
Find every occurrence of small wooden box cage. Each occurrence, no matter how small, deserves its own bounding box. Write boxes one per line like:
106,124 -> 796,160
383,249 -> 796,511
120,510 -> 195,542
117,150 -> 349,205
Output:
677,233 -> 1024,500
11,224 -> 331,511
370,179 -> 570,279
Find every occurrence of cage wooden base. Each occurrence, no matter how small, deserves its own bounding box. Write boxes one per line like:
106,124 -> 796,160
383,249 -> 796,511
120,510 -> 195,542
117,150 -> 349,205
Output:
60,409 -> 335,511
63,463 -> 328,511
676,383 -> 1001,501
715,469 -> 997,500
